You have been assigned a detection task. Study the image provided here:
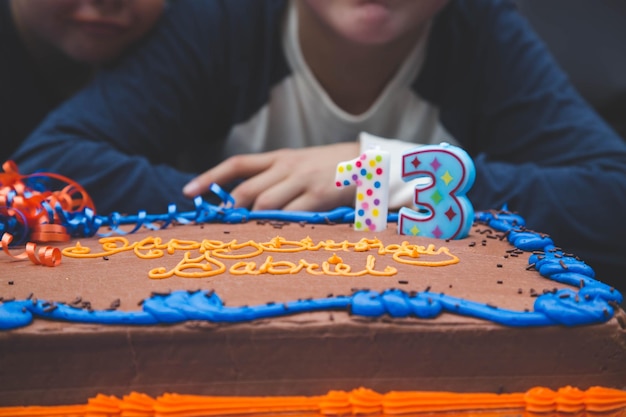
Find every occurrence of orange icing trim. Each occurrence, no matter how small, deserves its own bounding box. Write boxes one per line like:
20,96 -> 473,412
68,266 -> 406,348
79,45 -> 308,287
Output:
62,236 -> 457,279
0,386 -> 624,417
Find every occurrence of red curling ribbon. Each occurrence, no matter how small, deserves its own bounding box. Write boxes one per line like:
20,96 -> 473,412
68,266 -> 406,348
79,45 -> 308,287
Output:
1,160 -> 95,266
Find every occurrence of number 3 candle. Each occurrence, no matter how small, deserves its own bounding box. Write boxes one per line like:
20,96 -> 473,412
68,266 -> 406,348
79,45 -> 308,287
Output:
399,142 -> 475,240
335,149 -> 390,232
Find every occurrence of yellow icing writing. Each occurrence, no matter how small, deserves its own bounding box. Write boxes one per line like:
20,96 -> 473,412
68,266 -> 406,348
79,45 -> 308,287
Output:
62,236 -> 459,279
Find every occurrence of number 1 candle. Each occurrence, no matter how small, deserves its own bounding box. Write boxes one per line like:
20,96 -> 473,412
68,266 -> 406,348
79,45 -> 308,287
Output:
398,142 -> 475,240
335,149 -> 390,232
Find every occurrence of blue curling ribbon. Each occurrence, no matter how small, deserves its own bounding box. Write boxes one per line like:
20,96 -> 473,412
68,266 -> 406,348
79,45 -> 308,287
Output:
1,206 -> 29,245
210,182 -> 235,208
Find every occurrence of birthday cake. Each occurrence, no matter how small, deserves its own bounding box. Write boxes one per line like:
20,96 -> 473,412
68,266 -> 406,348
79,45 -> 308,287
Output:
0,157 -> 625,409
0,210 -> 625,406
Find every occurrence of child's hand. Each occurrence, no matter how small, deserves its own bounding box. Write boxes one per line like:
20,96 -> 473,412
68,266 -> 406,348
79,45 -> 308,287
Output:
183,142 -> 360,211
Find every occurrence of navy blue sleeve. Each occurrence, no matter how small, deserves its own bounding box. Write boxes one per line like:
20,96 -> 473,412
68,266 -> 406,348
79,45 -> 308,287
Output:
421,0 -> 626,281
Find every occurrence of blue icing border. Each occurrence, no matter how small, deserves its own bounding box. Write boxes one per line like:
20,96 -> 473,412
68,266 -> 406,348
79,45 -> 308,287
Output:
0,210 -> 622,331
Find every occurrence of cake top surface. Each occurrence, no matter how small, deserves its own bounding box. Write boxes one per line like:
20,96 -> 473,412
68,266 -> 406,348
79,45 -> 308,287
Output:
1,210 -> 623,331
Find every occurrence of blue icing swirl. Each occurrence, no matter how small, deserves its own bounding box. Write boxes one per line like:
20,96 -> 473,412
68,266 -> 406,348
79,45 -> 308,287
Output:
0,195 -> 623,331
534,289 -> 618,326
1,280 -> 620,331
508,230 -> 554,252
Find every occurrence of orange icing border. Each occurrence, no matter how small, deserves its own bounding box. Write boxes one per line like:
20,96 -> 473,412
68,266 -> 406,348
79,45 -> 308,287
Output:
1,386 -> 625,417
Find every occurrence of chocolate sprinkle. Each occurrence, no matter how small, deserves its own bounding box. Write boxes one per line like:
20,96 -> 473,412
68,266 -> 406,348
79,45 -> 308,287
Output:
43,304 -> 58,313
398,280 -> 409,285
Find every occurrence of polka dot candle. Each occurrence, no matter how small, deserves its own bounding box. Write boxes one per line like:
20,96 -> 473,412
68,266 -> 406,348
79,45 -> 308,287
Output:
335,149 -> 390,232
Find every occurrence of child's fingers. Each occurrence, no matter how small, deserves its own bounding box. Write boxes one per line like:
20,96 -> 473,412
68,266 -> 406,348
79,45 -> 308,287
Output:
182,153 -> 276,197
